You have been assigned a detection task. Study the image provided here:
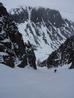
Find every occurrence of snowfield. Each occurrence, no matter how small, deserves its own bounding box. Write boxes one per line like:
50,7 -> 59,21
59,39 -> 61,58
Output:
0,64 -> 74,98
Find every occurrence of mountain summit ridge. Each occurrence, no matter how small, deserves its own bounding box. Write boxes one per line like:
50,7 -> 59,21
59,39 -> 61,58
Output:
10,7 -> 74,60
0,3 -> 74,68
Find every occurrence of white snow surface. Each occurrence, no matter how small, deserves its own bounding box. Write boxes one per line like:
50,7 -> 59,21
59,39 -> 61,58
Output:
18,22 -> 54,61
0,64 -> 74,98
17,21 -> 68,61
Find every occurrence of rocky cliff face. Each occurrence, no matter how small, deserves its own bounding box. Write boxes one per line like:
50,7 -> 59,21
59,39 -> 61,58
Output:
0,4 -> 27,68
10,7 -> 74,44
0,4 -> 74,68
40,35 -> 74,69
10,7 -> 74,60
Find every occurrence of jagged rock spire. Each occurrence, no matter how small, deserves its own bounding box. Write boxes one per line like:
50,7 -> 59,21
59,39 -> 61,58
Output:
0,2 -> 9,16
0,2 -> 3,6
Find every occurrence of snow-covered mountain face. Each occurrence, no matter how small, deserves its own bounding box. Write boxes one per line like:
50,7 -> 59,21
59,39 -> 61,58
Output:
0,4 -> 31,68
40,35 -> 74,69
0,3 -> 74,69
10,7 -> 74,60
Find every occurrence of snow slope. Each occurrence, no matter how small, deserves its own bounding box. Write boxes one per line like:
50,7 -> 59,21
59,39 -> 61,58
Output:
18,22 -> 54,61
0,64 -> 74,98
17,14 -> 74,61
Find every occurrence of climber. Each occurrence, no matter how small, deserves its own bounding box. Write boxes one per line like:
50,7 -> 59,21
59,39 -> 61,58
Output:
54,69 -> 57,73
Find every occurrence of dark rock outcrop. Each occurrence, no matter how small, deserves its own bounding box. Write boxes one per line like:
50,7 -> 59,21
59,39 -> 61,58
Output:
0,3 -> 37,69
0,3 -> 9,16
41,35 -> 74,69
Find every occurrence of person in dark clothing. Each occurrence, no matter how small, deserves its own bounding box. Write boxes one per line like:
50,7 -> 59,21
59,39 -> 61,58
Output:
54,69 -> 57,73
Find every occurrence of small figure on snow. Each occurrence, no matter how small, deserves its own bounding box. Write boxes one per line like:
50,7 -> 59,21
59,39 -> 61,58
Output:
54,69 -> 57,73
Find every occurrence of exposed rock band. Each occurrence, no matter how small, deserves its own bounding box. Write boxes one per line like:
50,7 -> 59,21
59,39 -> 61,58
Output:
0,2 -> 37,69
